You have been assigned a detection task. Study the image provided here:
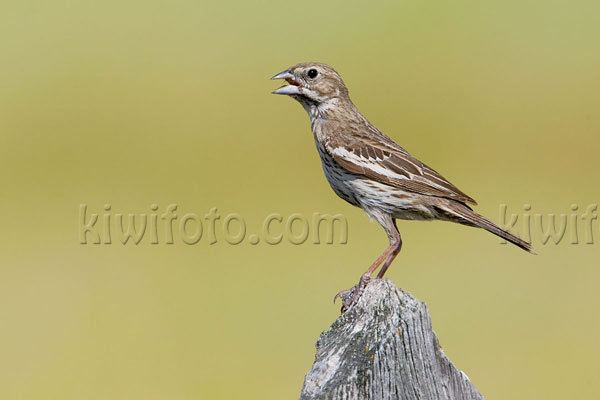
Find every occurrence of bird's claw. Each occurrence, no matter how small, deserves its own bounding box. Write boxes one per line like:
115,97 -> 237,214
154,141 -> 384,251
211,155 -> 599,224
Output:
333,274 -> 371,313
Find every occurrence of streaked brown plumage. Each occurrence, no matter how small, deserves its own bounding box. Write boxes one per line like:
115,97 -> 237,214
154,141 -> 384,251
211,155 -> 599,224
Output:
271,62 -> 533,312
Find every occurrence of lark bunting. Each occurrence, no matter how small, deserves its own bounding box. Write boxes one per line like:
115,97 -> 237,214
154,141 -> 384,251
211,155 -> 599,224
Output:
271,62 -> 533,312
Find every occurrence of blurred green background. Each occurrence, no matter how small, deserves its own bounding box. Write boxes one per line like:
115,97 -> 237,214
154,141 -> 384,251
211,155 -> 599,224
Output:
1,1 -> 599,398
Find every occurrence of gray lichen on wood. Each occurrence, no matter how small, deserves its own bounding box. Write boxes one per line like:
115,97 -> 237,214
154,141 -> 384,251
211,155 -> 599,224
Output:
299,279 -> 484,400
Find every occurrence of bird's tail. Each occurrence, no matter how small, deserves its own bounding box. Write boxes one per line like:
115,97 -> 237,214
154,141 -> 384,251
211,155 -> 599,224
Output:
438,202 -> 535,254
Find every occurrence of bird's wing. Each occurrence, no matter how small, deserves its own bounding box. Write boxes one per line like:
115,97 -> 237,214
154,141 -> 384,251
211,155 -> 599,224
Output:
323,131 -> 477,205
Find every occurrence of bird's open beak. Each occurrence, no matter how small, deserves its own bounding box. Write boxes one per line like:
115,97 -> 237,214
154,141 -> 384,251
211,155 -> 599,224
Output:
271,68 -> 301,95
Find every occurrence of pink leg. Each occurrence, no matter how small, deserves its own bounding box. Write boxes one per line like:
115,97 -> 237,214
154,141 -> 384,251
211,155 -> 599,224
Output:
334,212 -> 401,312
376,235 -> 402,279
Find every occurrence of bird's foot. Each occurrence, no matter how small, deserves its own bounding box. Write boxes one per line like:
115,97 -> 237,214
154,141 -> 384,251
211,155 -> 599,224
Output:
333,274 -> 371,313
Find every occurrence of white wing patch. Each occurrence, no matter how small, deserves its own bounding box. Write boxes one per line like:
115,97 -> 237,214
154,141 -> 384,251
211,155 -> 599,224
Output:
328,145 -> 466,197
330,146 -> 419,180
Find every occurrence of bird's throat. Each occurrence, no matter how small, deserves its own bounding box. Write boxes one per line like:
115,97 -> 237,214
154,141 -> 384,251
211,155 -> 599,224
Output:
299,97 -> 357,122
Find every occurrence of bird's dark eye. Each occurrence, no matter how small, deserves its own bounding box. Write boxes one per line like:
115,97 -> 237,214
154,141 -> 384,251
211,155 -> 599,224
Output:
307,69 -> 318,79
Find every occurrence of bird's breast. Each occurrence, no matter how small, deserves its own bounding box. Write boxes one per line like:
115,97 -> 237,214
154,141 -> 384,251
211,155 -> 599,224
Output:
314,142 -> 362,207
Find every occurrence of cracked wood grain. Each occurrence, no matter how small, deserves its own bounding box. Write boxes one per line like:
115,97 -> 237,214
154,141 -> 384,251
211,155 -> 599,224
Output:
299,279 -> 484,400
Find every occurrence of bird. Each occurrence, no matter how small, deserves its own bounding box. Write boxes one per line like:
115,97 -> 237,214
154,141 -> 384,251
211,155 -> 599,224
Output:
271,62 -> 534,312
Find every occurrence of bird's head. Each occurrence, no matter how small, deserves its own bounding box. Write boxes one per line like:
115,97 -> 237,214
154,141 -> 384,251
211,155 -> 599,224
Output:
271,62 -> 350,115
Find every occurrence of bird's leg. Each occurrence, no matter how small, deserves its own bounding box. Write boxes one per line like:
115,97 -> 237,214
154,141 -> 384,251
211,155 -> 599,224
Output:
376,233 -> 402,279
334,213 -> 400,313
333,244 -> 397,312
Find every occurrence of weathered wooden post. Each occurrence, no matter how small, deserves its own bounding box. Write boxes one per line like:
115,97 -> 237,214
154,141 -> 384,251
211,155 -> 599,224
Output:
299,279 -> 484,400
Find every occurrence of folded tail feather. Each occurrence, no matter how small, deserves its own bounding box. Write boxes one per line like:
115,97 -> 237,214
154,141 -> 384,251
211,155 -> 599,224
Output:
436,202 -> 535,254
